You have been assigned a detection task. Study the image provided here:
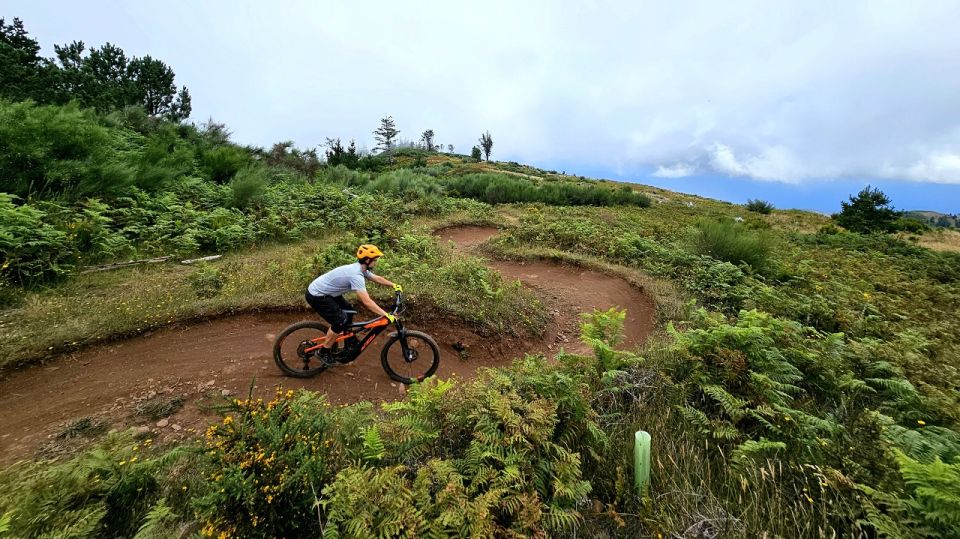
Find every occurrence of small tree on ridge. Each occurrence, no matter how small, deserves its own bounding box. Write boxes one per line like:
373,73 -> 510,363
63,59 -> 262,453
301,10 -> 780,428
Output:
420,129 -> 435,151
834,185 -> 901,233
373,115 -> 399,152
479,130 -> 493,161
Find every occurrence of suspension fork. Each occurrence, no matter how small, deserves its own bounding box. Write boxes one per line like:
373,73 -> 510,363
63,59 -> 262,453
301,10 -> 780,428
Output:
394,318 -> 412,360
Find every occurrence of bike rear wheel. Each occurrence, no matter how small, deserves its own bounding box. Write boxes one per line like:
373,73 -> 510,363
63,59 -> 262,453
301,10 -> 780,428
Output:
273,321 -> 339,378
380,330 -> 441,384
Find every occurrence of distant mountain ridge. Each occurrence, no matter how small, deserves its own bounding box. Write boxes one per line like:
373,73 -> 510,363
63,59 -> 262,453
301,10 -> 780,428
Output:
905,210 -> 959,228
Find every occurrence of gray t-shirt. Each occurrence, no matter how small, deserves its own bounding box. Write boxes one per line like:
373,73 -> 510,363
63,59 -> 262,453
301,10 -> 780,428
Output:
308,262 -> 375,297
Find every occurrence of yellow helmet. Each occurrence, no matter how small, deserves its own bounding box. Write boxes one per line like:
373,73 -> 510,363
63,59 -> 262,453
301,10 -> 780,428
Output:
356,244 -> 383,260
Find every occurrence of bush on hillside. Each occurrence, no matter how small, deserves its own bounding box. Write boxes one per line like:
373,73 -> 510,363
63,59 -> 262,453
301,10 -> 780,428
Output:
745,198 -> 774,214
188,263 -> 225,298
445,173 -> 651,207
693,219 -> 773,274
834,185 -> 901,233
227,166 -> 269,209
0,194 -> 74,285
892,216 -> 929,234
321,164 -> 369,186
201,145 -> 250,184
0,100 -> 137,199
861,451 -> 960,538
363,169 -> 446,200
0,432 -> 191,539
355,154 -> 390,172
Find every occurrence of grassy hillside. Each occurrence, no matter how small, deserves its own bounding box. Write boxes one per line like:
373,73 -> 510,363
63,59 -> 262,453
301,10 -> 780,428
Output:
2,99 -> 960,537
905,210 -> 960,228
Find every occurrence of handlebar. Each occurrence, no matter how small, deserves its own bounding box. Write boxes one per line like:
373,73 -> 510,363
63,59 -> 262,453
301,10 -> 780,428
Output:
390,290 -> 404,315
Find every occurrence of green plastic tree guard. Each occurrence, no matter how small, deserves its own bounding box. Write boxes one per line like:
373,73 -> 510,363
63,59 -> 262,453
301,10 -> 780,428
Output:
634,430 -> 651,495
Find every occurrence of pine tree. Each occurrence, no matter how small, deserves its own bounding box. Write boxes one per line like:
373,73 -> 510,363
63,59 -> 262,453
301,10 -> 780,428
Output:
0,17 -> 58,103
373,115 -> 400,152
835,185 -> 900,233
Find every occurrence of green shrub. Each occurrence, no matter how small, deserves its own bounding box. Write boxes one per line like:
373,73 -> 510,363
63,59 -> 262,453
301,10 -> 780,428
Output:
133,123 -> 195,191
188,263 -> 225,298
745,198 -> 774,214
834,185 -> 900,233
195,389 -> 349,537
892,216 -> 929,234
227,166 -> 269,209
363,169 -> 445,200
444,173 -> 650,207
201,145 -> 249,184
0,100 -> 136,199
0,194 -> 75,285
355,154 -> 389,172
321,164 -> 369,186
70,198 -> 134,264
861,452 -> 960,538
693,219 -> 773,274
0,432 -> 190,539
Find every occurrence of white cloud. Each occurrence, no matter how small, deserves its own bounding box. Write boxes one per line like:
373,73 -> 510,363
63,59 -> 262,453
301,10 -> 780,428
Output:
653,163 -> 697,178
11,0 -> 960,184
710,144 -> 748,177
708,144 -> 805,183
885,152 -> 960,184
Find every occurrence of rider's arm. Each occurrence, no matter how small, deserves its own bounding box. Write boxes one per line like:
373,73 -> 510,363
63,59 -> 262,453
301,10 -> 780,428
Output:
354,290 -> 389,318
369,274 -> 395,288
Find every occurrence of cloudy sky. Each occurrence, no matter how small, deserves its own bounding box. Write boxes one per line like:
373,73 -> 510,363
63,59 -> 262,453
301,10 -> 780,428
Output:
9,1 -> 960,212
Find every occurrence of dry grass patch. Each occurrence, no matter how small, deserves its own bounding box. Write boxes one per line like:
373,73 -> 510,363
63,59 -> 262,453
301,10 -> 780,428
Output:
915,228 -> 960,253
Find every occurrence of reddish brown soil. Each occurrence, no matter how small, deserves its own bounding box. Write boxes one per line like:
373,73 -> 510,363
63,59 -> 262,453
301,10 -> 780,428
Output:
0,227 -> 654,464
436,226 -> 654,349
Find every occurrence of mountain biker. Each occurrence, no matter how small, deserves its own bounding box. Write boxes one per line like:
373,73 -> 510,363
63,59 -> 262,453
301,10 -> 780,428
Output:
305,244 -> 401,363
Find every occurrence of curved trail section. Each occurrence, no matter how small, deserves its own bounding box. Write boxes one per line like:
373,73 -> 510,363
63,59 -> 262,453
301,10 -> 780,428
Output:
0,227 -> 653,463
436,226 -> 653,349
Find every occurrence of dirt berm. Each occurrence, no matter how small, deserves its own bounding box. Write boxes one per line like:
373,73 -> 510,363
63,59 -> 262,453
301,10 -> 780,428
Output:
0,227 -> 654,463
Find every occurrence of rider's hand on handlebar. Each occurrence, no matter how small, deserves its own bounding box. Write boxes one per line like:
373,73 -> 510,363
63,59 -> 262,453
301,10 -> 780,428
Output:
384,313 -> 397,324
393,283 -> 403,293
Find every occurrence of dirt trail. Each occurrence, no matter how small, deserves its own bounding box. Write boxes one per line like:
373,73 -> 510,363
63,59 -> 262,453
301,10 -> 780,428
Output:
436,226 -> 653,350
0,227 -> 654,463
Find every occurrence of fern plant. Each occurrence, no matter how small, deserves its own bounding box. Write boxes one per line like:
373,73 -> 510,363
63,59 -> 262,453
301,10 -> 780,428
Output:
861,451 -> 960,538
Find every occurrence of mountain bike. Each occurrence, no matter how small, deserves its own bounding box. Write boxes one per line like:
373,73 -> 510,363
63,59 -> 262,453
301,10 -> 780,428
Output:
273,291 -> 441,384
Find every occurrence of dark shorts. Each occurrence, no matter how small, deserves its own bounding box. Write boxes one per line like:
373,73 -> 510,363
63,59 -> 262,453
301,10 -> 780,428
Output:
305,292 -> 353,333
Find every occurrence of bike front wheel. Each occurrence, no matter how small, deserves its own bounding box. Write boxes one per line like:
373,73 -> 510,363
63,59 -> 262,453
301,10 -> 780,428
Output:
380,330 -> 441,384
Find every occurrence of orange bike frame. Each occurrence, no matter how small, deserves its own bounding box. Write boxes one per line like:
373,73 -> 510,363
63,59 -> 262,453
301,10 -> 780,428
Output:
302,317 -> 390,354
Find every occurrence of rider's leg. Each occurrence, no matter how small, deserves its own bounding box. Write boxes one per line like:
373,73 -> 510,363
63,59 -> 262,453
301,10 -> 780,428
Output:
320,326 -> 338,349
306,291 -> 345,350
320,296 -> 352,349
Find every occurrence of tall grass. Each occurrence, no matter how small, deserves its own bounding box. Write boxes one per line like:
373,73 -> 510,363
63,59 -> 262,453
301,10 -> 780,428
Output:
694,219 -> 773,273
